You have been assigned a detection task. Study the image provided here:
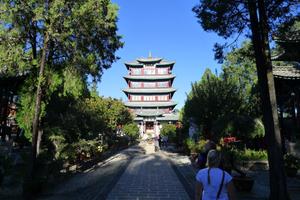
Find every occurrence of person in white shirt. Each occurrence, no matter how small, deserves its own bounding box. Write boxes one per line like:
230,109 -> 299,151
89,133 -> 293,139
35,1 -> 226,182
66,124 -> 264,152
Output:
195,150 -> 236,200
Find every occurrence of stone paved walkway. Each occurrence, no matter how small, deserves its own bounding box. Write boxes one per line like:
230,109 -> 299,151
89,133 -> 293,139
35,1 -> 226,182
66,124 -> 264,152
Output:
164,148 -> 300,200
38,146 -> 144,200
106,142 -> 190,200
38,142 -> 300,200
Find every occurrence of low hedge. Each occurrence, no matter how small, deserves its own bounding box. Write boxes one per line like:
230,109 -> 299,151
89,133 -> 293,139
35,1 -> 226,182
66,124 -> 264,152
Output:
231,148 -> 268,161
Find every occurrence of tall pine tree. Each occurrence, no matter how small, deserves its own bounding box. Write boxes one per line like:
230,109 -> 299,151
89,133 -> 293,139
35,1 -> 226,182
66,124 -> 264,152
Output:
193,0 -> 299,199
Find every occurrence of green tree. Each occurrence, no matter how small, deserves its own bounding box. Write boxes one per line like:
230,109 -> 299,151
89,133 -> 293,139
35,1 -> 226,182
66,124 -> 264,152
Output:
0,0 -> 122,190
46,95 -> 133,141
193,1 -> 298,199
184,68 -> 243,139
123,123 -> 139,140
221,41 -> 261,117
160,124 -> 177,141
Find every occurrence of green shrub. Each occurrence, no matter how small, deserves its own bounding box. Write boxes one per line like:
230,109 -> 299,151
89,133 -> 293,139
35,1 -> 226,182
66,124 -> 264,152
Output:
123,123 -> 139,140
59,145 -> 77,163
58,139 -> 103,163
252,118 -> 265,138
48,134 -> 67,159
76,139 -> 102,158
116,136 -> 130,147
160,124 -> 176,141
231,148 -> 268,161
284,153 -> 300,169
184,138 -> 196,153
195,139 -> 207,153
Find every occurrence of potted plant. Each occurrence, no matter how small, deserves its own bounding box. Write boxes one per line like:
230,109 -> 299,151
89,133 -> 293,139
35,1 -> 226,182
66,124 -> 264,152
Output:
284,153 -> 300,177
220,145 -> 255,192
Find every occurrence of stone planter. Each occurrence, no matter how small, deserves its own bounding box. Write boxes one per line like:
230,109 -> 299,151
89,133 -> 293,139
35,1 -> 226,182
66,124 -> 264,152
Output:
235,160 -> 269,171
232,175 -> 254,192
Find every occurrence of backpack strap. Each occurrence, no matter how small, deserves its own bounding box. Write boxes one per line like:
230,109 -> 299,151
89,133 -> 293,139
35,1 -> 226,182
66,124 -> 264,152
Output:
216,170 -> 225,199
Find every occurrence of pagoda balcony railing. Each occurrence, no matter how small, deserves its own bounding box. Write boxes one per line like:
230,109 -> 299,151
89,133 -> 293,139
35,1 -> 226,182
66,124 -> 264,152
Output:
129,73 -> 171,76
128,81 -> 172,88
129,68 -> 171,76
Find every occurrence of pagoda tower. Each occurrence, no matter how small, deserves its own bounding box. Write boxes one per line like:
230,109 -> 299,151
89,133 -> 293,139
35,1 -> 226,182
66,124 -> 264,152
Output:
123,54 -> 179,137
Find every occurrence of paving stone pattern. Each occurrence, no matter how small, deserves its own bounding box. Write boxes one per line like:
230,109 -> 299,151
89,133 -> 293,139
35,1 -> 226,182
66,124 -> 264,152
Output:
165,149 -> 300,200
107,148 -> 190,200
38,142 -> 300,200
38,146 -> 144,200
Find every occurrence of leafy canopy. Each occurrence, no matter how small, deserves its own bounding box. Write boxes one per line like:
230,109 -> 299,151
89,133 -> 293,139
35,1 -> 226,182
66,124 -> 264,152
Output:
160,123 -> 177,141
123,123 -> 139,140
0,0 -> 123,138
193,0 -> 299,61
184,68 -> 243,138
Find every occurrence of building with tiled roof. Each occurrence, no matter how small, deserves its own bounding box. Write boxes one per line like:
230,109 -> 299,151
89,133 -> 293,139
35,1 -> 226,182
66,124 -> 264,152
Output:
273,64 -> 300,80
123,54 -> 179,137
272,30 -> 300,139
0,68 -> 28,126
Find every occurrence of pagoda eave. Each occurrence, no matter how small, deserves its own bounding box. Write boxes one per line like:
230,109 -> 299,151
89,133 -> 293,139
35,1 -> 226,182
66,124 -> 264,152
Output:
123,88 -> 176,94
273,65 -> 300,79
137,57 -> 163,63
124,75 -> 175,81
135,110 -> 164,117
156,62 -> 175,70
124,101 -> 177,108
125,62 -> 143,70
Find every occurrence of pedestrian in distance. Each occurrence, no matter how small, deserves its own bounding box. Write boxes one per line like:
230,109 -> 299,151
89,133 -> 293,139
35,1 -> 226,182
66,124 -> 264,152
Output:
195,149 -> 236,200
158,134 -> 162,148
154,136 -> 160,152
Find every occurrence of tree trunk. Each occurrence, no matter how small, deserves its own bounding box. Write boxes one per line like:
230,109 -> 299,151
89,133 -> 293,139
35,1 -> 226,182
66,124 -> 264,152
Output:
247,1 -> 289,199
37,129 -> 43,155
31,32 -> 49,175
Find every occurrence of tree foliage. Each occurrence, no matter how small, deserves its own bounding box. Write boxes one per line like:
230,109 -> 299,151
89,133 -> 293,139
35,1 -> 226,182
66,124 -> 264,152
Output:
123,123 -> 139,140
193,0 -> 299,61
160,123 -> 176,141
193,1 -> 299,199
0,0 -> 123,141
221,41 -> 261,117
45,95 -> 133,143
184,68 -> 243,139
1,1 -> 123,191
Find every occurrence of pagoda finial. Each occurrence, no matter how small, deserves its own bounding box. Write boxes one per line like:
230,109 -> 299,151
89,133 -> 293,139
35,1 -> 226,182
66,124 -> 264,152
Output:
148,51 -> 152,58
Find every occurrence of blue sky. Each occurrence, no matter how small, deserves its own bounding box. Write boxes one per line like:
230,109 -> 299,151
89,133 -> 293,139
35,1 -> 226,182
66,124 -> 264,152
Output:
98,0 -> 227,109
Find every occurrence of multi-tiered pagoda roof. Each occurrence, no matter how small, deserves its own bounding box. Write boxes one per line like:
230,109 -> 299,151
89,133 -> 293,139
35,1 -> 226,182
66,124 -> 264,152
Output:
123,54 -> 179,135
272,26 -> 300,79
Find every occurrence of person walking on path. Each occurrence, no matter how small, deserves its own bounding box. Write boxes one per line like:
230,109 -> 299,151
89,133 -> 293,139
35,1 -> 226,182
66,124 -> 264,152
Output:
154,136 -> 160,152
195,150 -> 236,200
196,139 -> 216,169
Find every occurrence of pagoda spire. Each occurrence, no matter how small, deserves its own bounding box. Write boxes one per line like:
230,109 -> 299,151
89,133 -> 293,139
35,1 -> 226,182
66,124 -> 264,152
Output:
148,51 -> 152,58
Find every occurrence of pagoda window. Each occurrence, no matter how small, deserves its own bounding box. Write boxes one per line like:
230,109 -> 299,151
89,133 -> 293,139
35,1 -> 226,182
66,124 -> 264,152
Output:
132,68 -> 142,75
157,81 -> 168,88
157,68 -> 168,75
131,82 -> 142,88
131,95 -> 141,101
143,82 -> 156,88
157,95 -> 168,101
143,95 -> 156,101
144,69 -> 155,75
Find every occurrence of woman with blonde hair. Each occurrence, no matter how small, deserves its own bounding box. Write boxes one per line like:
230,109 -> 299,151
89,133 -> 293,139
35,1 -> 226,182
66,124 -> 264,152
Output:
195,150 -> 235,200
